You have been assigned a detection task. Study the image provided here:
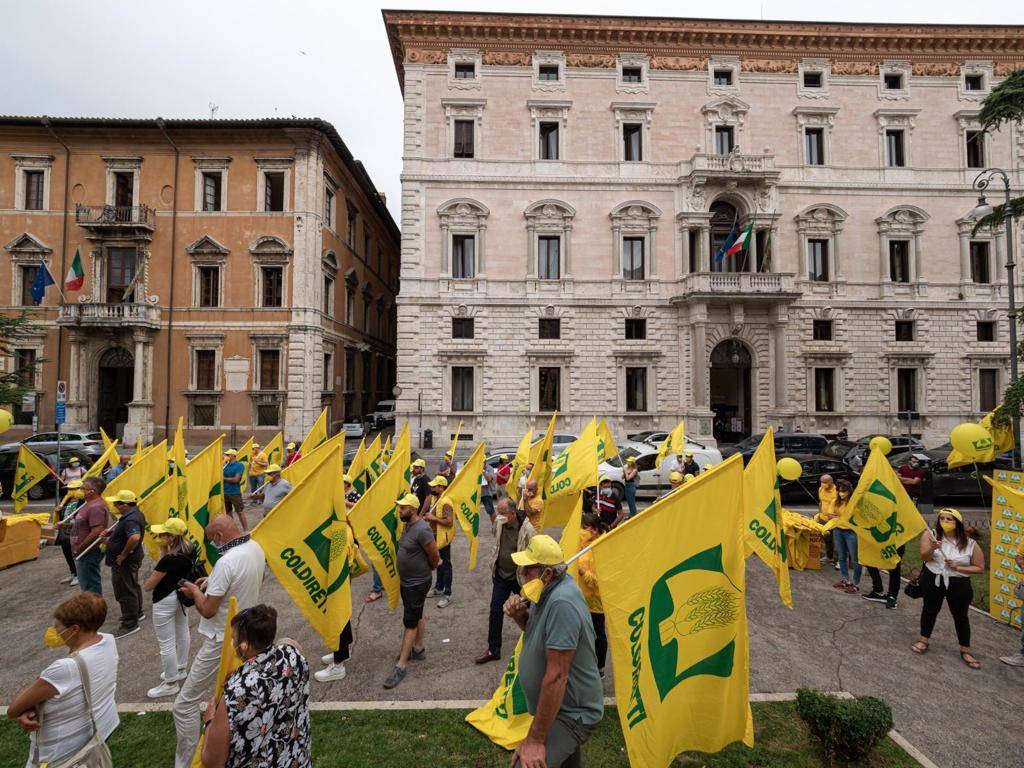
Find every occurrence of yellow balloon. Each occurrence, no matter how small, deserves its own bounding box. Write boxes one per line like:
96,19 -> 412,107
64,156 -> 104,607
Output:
777,457 -> 803,481
0,409 -> 12,435
950,422 -> 993,460
869,436 -> 893,456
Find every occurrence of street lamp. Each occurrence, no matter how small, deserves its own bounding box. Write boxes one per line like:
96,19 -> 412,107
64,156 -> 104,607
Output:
969,168 -> 1020,467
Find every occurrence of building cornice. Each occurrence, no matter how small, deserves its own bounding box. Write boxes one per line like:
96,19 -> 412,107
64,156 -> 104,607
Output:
382,9 -> 1024,93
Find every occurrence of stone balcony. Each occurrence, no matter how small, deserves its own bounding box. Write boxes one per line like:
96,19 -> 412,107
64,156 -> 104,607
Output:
685,151 -> 780,186
57,302 -> 161,329
674,271 -> 800,303
75,204 -> 156,239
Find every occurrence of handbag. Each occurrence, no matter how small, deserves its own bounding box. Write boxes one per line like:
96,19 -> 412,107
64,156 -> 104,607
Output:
903,567 -> 923,600
1014,580 -> 1024,600
33,653 -> 113,768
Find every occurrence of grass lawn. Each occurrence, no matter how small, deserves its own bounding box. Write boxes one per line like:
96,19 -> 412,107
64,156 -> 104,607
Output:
900,527 -> 990,610
0,701 -> 919,767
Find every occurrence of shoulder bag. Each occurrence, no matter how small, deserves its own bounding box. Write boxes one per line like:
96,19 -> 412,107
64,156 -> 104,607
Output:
903,567 -> 923,600
33,653 -> 113,768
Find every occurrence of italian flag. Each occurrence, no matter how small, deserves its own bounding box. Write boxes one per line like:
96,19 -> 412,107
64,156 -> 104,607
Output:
726,222 -> 754,258
65,249 -> 84,291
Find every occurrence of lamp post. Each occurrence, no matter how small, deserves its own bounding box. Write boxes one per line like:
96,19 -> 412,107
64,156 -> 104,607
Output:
970,168 -> 1020,467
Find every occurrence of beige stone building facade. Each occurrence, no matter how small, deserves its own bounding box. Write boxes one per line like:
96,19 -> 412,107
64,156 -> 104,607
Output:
384,11 -> 1024,445
0,117 -> 398,444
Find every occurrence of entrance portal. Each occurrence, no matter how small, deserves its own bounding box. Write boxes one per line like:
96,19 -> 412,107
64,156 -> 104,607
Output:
97,347 -> 134,438
710,339 -> 752,443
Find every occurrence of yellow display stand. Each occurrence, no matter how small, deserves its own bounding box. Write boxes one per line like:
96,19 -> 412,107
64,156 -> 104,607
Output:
782,512 -> 823,571
0,515 -> 43,569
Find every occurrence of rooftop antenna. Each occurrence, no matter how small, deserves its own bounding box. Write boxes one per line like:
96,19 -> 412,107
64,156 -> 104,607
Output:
208,102 -> 219,118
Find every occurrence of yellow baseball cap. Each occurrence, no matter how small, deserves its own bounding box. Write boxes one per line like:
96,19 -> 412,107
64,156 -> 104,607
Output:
67,479 -> 84,489
266,463 -> 283,473
150,518 -> 188,537
669,471 -> 683,484
224,449 -> 237,456
512,534 -> 565,567
252,442 -> 261,448
69,457 -> 81,464
397,493 -> 420,508
939,507 -> 963,523
428,476 -> 448,488
499,454 -> 509,461
287,442 -> 296,450
685,451 -> 693,458
444,450 -> 453,457
105,489 -> 138,505
683,473 -> 694,482
626,456 -> 636,463
598,475 -> 612,484
343,473 -> 354,484
411,458 -> 426,468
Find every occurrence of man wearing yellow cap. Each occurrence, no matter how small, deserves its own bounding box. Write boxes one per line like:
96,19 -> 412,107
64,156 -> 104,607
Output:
222,449 -> 248,531
495,454 -> 512,496
102,489 -> 146,638
410,457 -> 430,506
438,450 -> 457,484
504,535 -> 603,767
424,476 -> 455,608
284,442 -> 301,467
254,464 -> 291,512
247,442 -> 268,496
658,471 -> 685,501
682,451 -> 701,477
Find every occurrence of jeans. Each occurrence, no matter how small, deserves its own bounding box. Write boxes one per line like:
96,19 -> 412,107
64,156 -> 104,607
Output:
482,494 -> 495,521
919,572 -> 973,646
77,549 -> 103,594
487,575 -> 520,655
111,560 -> 142,628
59,536 -> 77,576
435,545 -> 453,595
833,529 -> 861,583
248,474 -> 262,493
371,566 -> 383,595
591,612 -> 607,670
153,593 -> 190,682
172,635 -> 221,768
624,482 -> 637,518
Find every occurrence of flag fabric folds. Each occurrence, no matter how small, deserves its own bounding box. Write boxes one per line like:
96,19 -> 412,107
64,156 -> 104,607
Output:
299,407 -> 330,456
465,635 -> 533,750
713,224 -> 737,264
105,440 -> 168,513
526,413 -> 557,502
354,433 -> 382,494
264,432 -> 285,469
596,418 -> 619,463
236,437 -> 254,487
346,437 -> 368,489
30,261 -> 55,305
84,439 -> 120,480
655,420 -> 685,468
440,441 -> 486,570
726,221 -> 754,258
190,596 -> 241,768
590,454 -> 753,765
741,429 -> 792,608
947,409 -> 1015,468
507,429 -> 534,503
252,445 -> 352,651
843,447 -> 927,570
543,419 -> 599,529
99,427 -> 114,452
132,436 -> 144,464
138,475 -> 178,561
65,249 -> 85,291
558,495 -> 585,577
282,431 -> 345,486
13,445 -> 53,513
184,437 -> 225,570
448,420 -> 463,460
171,418 -> 189,514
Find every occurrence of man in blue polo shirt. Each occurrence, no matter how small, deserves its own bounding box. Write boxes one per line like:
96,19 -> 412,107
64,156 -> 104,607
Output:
222,449 -> 247,531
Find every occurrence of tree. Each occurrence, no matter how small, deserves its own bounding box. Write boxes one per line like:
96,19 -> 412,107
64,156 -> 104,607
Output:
0,312 -> 43,410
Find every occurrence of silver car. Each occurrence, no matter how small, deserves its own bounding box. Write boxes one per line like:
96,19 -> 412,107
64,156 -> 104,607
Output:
1,430 -> 106,459
599,441 -> 723,499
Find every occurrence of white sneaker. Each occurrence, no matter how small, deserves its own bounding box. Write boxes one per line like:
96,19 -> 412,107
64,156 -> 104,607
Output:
147,681 -> 179,699
69,577 -> 79,587
1000,653 -> 1024,667
834,562 -> 841,571
437,596 -> 452,608
60,575 -> 74,585
314,663 -> 347,683
321,652 -> 335,666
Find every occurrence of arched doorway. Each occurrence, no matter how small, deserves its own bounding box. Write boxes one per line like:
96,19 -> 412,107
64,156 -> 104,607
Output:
710,200 -> 746,273
710,339 -> 753,443
97,347 -> 134,438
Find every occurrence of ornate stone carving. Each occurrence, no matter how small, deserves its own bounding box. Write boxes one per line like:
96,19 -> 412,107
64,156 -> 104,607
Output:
831,61 -> 878,76
483,51 -> 532,66
912,62 -> 961,76
649,56 -> 706,71
995,62 -> 1021,76
405,49 -> 446,65
741,59 -> 798,73
565,53 -> 616,68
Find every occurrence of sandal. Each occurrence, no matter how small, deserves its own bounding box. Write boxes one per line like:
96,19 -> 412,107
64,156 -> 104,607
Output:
910,641 -> 929,655
832,580 -> 848,590
364,591 -> 383,603
960,651 -> 981,669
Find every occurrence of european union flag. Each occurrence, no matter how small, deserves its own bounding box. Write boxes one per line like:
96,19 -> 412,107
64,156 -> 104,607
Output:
30,263 -> 55,305
714,225 -> 737,264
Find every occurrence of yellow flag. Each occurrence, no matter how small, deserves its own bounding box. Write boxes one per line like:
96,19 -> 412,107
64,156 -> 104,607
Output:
381,435 -> 392,465
591,454 -> 753,764
346,437 -> 368,487
84,439 -> 120,480
742,429 -> 792,608
448,420 -> 463,461
299,407 -> 330,456
12,445 -> 54,513
354,433 -> 382,494
465,635 -> 533,750
190,596 -> 241,768
264,432 -> 284,469
986,473 -> 1024,628
185,437 -> 225,570
548,419 -> 599,502
235,437 -> 254,487
99,427 -> 114,452
558,495 -> 585,577
655,420 -> 685,468
526,413 -> 557,501
132,435 -> 144,464
138,475 -> 178,561
507,429 -> 533,503
440,442 -> 486,569
281,431 -> 345,485
844,447 -> 927,570
105,440 -> 168,513
597,418 -> 619,463
347,424 -> 411,609
172,417 -> 188,515
947,409 -> 1015,468
252,445 -> 352,649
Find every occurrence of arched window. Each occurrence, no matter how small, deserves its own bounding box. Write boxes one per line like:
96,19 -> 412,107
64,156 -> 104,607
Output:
709,201 -> 742,273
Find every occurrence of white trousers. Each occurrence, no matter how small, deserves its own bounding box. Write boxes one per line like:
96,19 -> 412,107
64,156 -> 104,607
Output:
172,635 -> 220,768
153,593 -> 190,682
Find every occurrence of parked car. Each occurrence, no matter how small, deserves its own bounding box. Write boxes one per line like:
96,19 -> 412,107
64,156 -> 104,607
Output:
844,435 -> 925,467
0,431 -> 106,460
721,432 -> 829,464
632,432 -> 717,452
626,430 -> 660,443
367,400 -> 396,430
343,421 -> 365,439
0,446 -> 95,501
599,442 -> 724,499
776,454 -> 856,505
822,439 -> 858,462
887,448 -> 1004,503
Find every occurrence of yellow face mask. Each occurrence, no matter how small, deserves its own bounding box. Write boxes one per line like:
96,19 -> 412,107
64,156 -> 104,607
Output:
939,520 -> 957,534
521,578 -> 545,604
44,626 -> 70,649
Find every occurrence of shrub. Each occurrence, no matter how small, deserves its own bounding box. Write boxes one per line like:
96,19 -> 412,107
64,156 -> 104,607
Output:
796,687 -> 894,766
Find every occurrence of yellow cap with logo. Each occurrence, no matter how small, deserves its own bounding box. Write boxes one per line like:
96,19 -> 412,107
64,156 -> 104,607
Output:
511,534 -> 565,567
397,493 -> 421,508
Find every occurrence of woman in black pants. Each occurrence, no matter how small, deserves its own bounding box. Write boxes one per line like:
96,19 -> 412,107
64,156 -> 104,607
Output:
911,508 -> 985,668
54,480 -> 85,587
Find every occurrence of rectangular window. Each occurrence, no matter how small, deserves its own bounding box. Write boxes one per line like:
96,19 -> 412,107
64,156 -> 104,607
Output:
895,320 -> 915,342
688,230 -> 700,273
625,367 -> 647,412
897,368 -> 917,412
623,237 -> 645,280
324,187 -> 334,228
15,348 -> 36,388
538,122 -> 559,160
970,241 -> 991,284
363,232 -> 371,259
884,73 -> 904,90
259,349 -> 280,390
977,321 -> 996,342
538,318 -> 561,340
344,349 -> 355,390
714,125 -> 735,155
807,239 -> 829,282
107,247 -> 137,303
451,366 -> 474,412
195,349 -> 216,390
202,172 -> 222,212
322,275 -> 334,315
191,403 -> 216,427
965,74 -> 985,91
622,123 -> 642,161
323,352 -> 332,390
537,236 -> 560,279
451,318 -> 474,339
885,130 -> 906,167
256,404 -> 280,427
451,235 -> 475,279
538,64 -> 560,81
20,265 -> 38,306
621,66 -> 643,83
453,119 -> 475,158
966,130 -> 985,169
889,240 -> 911,283
454,62 -> 475,79
261,266 -> 283,307
814,368 -> 835,412
979,368 -> 999,412
713,69 -> 733,86
114,172 -> 133,208
23,170 -> 44,210
198,265 -> 220,308
264,171 -> 285,211
803,71 -> 823,88
812,319 -> 833,341
346,290 -> 355,325
346,204 -> 357,247
538,367 -> 560,411
625,318 -> 647,340
805,128 -> 825,165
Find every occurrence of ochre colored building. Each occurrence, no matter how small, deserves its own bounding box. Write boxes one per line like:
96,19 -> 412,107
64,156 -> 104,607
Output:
0,117 -> 398,444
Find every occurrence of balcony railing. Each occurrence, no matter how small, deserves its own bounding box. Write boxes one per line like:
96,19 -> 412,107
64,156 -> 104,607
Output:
58,302 -> 160,328
677,271 -> 798,298
75,204 -> 156,231
687,152 -> 778,181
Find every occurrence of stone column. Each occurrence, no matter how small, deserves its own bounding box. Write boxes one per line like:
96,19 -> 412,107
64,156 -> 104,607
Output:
65,330 -> 90,430
769,228 -> 779,273
680,226 -> 691,273
699,225 -> 711,272
477,224 -> 487,277
648,227 -> 657,278
957,229 -> 971,291
563,226 -> 572,277
773,320 -> 789,409
125,329 -> 154,444
691,320 -> 708,408
440,225 -> 450,275
879,232 -> 893,297
913,229 -> 927,295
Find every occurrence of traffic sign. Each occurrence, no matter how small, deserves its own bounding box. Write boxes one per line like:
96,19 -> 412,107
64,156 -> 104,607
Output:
55,402 -> 66,425
56,380 -> 67,403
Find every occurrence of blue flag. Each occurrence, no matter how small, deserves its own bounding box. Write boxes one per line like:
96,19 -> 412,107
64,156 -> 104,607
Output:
714,224 -> 737,264
30,263 -> 55,305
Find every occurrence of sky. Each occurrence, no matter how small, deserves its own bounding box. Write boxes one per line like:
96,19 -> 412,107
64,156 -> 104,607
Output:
3,0 -> 1023,222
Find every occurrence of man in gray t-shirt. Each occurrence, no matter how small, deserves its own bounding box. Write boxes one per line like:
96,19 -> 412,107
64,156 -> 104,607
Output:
254,464 -> 291,511
505,534 -> 603,768
383,493 -> 440,690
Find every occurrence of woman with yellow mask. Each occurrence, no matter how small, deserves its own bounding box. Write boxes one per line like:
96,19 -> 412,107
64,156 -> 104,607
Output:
575,513 -> 608,677
911,508 -> 985,669
55,480 -> 85,587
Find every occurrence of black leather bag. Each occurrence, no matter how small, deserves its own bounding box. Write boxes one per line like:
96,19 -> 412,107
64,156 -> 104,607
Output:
903,567 -> 923,599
